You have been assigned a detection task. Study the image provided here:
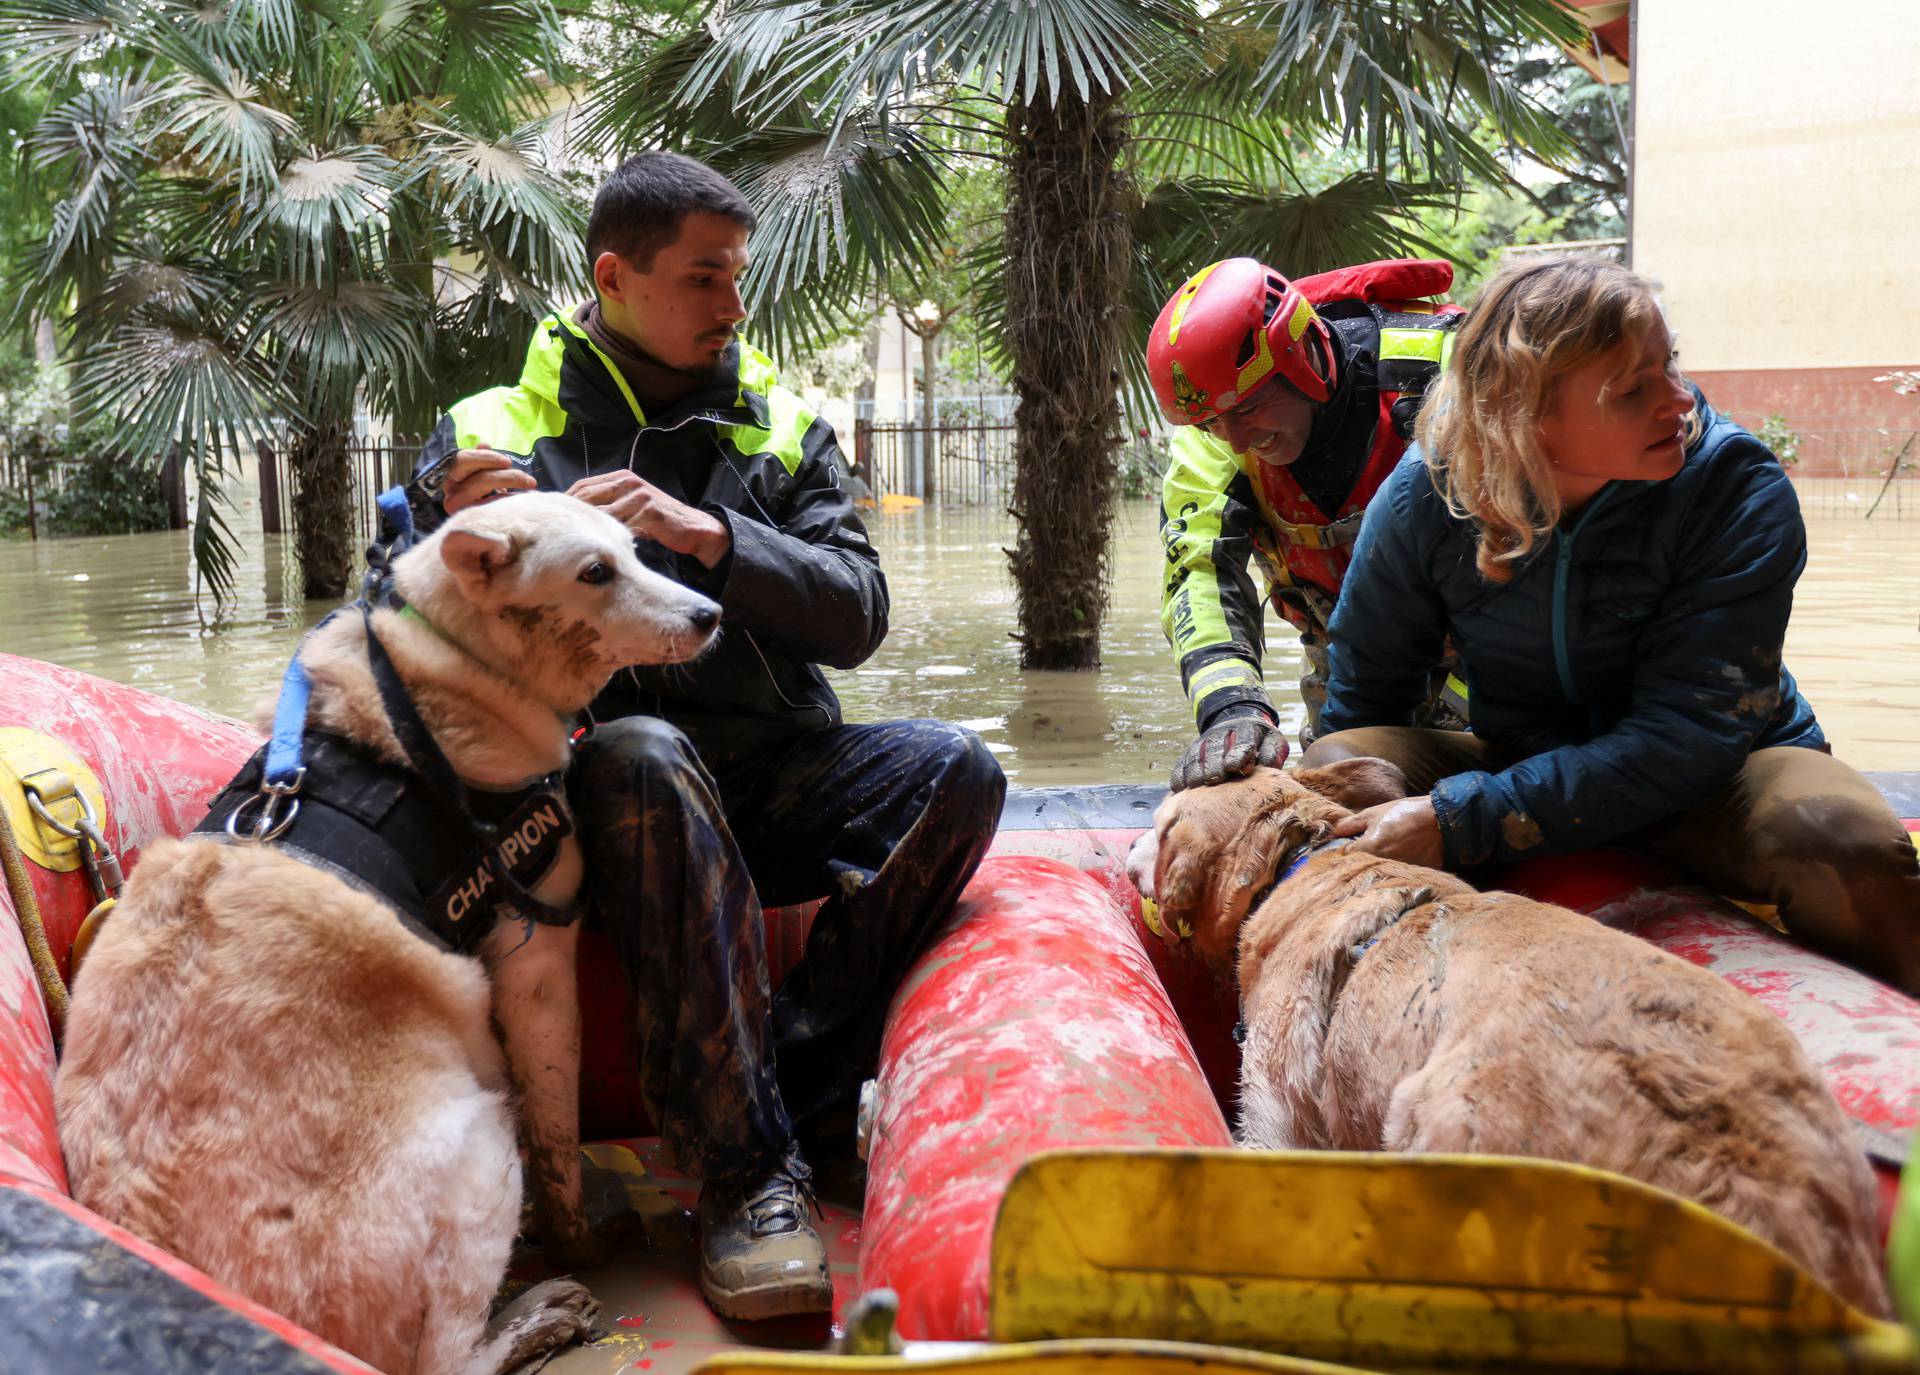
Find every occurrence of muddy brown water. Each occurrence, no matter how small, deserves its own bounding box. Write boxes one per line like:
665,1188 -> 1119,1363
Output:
2,499 -> 1915,781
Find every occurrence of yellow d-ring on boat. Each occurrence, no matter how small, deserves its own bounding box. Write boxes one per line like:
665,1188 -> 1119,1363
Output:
0,727 -> 108,873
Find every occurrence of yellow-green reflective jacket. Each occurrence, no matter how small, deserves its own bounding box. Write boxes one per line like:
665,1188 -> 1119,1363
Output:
412,310 -> 887,763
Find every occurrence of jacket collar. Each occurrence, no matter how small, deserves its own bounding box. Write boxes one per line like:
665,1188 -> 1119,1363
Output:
527,311 -> 773,432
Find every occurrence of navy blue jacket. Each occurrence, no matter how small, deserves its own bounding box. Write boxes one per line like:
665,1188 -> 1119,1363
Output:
1322,399 -> 1824,867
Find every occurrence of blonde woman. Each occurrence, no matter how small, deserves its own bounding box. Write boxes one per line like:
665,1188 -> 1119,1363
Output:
1305,256 -> 1918,995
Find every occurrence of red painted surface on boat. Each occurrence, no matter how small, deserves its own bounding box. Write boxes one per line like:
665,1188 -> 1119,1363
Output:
1,653 -> 260,1196
855,855 -> 1233,1340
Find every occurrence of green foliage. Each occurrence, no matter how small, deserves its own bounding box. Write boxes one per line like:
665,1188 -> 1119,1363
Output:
42,428 -> 172,535
1501,53 -> 1629,243
2,0 -> 589,600
1416,181 -> 1569,305
1756,413 -> 1801,469
0,420 -> 169,537
586,0 -> 1585,368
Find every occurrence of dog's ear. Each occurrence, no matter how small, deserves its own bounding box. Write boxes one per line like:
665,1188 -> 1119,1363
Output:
441,528 -> 520,595
1292,757 -> 1411,811
1151,775 -> 1313,974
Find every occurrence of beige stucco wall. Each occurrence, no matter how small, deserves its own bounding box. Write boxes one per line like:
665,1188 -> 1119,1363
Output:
1632,0 -> 1920,371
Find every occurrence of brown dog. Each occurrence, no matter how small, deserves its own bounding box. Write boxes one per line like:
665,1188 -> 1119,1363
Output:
1128,761 -> 1892,1317
56,493 -> 722,1373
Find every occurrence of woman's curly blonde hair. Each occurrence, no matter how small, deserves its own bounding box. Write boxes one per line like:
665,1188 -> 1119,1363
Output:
1419,256 -> 1688,583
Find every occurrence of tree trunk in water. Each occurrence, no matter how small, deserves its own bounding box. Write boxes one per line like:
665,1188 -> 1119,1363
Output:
920,327 -> 938,503
1004,88 -> 1131,669
289,417 -> 355,599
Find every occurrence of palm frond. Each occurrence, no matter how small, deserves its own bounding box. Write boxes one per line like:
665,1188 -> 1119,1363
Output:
89,236 -> 239,322
159,63 -> 298,196
710,114 -> 953,359
0,0 -> 136,80
1144,171 -> 1445,275
66,305 -> 292,604
255,143 -> 403,279
251,277 -> 429,382
690,0 -> 1200,123
576,19 -> 744,158
428,0 -> 574,126
415,118 -> 586,280
24,76 -> 163,268
1214,0 -> 1581,181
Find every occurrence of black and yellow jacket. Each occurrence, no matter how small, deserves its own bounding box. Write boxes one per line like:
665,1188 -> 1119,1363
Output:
412,311 -> 887,766
1159,309 -> 1457,730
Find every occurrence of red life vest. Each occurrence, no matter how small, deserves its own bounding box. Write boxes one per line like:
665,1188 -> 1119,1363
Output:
1250,259 -> 1463,636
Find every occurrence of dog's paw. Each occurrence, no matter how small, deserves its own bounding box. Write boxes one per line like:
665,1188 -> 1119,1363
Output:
489,1278 -> 601,1374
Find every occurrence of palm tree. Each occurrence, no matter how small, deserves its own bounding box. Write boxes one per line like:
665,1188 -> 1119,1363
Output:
586,0 -> 1583,668
1,0 -> 587,601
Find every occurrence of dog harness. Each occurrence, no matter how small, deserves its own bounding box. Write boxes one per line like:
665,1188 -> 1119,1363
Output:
195,728 -> 575,957
196,489 -> 578,956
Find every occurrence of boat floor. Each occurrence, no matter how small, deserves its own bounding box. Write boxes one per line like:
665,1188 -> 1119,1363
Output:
517,1142 -> 866,1374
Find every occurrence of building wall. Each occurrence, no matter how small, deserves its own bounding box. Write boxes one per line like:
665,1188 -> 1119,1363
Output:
1632,0 -> 1920,445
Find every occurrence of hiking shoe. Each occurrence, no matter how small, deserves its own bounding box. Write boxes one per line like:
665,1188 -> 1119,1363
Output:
696,1153 -> 832,1320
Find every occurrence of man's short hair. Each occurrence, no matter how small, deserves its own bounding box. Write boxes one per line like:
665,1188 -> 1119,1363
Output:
586,152 -> 757,271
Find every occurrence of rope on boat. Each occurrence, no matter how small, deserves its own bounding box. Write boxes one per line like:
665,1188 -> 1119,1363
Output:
0,801 -> 68,1044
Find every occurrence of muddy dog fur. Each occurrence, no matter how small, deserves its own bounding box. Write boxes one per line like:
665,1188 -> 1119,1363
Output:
55,493 -> 721,1374
1128,761 -> 1892,1317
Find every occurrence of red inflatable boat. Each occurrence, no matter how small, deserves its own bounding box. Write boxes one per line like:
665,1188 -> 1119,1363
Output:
2,652 -> 1914,1374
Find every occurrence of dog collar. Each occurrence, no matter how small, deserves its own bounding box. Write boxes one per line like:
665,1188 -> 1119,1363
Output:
1230,835 -> 1356,1046
1277,834 -> 1355,886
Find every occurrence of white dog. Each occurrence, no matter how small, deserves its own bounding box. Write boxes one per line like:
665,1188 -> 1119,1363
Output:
56,493 -> 720,1374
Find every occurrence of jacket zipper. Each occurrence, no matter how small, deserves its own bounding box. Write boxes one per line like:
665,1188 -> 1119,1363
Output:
1550,483 -> 1618,704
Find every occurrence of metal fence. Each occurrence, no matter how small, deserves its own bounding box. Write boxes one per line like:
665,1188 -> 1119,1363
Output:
256,433 -> 423,548
1781,428 -> 1918,519
853,418 -> 1016,506
0,442 -> 188,539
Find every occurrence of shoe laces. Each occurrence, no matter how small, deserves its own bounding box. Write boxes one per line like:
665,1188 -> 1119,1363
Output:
741,1158 -> 820,1236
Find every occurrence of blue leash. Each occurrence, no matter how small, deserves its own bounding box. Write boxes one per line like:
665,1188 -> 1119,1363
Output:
238,484 -> 417,835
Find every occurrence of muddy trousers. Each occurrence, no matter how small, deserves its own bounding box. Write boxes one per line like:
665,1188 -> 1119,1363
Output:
1304,728 -> 1920,996
572,717 -> 1006,1183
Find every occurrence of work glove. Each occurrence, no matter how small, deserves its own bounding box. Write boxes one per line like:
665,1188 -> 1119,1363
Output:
1170,709 -> 1288,792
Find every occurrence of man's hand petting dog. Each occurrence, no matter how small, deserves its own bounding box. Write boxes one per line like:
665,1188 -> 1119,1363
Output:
569,470 -> 732,569
442,446 -> 539,514
1335,794 -> 1445,869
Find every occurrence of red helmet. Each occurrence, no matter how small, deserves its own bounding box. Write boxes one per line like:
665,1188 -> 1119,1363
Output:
1146,258 -> 1339,426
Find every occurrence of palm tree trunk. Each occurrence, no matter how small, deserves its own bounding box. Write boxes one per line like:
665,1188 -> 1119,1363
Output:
289,415 -> 355,599
1004,87 -> 1132,669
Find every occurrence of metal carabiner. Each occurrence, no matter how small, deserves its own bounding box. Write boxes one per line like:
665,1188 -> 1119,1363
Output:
225,768 -> 306,844
23,776 -> 97,841
24,777 -> 124,901
74,815 -> 125,901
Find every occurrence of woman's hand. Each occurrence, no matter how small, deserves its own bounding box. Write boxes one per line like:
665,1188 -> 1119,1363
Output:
1335,796 -> 1447,869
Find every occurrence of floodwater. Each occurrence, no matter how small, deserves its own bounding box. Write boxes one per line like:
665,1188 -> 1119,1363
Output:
1,498 -> 1916,782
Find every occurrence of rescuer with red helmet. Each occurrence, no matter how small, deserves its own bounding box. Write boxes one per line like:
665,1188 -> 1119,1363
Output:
1150,256 -> 1466,789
